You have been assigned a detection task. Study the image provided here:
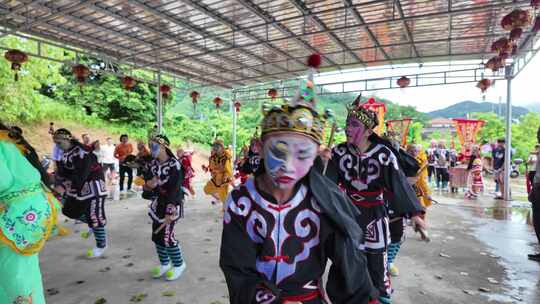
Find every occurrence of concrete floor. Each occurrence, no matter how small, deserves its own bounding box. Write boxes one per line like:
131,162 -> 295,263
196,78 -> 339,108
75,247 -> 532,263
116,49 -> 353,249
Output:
39,181 -> 540,304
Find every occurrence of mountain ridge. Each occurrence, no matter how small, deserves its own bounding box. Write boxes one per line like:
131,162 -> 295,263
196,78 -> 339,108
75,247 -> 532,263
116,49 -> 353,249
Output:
427,101 -> 529,119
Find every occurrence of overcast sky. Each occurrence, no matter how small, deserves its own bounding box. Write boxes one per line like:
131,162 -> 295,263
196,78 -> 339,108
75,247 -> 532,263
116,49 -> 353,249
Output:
315,51 -> 540,113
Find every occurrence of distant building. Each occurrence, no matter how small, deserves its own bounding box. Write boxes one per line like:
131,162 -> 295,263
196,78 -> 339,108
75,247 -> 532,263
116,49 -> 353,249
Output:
422,117 -> 456,137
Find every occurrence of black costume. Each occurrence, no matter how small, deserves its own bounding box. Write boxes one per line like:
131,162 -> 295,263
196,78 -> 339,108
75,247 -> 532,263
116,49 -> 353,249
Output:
56,142 -> 107,248
330,141 -> 424,303
220,169 -> 376,304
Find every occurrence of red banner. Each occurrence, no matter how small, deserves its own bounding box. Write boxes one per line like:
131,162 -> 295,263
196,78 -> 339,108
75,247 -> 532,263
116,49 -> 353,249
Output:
452,118 -> 485,154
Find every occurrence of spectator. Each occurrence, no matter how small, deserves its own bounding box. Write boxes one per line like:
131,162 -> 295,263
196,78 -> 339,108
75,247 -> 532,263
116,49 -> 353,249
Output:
426,140 -> 437,184
434,140 -> 450,191
115,134 -> 134,193
101,137 -> 117,185
492,138 -> 507,199
82,134 -> 93,150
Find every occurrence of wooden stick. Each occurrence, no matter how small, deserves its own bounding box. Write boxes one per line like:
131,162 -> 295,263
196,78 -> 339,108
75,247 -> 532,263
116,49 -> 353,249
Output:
322,122 -> 337,176
153,222 -> 166,234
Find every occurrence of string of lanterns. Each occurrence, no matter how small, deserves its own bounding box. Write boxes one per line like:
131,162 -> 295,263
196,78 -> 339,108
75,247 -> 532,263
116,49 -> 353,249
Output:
477,2 -> 540,93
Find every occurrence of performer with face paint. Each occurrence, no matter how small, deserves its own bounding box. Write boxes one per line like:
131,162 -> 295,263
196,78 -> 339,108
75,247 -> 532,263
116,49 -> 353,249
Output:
145,134 -> 186,281
220,54 -> 377,304
236,132 -> 262,185
203,139 -> 233,205
330,96 -> 425,304
53,128 -> 109,258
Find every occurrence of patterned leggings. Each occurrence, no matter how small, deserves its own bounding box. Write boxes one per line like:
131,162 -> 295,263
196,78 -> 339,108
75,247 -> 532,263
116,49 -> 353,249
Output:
152,220 -> 184,267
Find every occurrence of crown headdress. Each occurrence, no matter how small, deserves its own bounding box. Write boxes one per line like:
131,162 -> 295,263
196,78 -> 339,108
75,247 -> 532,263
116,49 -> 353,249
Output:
346,94 -> 379,130
151,134 -> 170,147
260,54 -> 329,144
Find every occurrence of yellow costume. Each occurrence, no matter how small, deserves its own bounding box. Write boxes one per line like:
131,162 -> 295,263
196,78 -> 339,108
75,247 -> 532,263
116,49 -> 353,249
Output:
415,149 -> 432,209
204,142 -> 233,203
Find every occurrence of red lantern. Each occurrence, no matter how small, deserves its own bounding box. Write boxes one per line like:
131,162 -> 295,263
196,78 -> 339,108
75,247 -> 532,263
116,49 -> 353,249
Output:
491,38 -> 513,54
476,79 -> 491,93
532,0 -> 540,8
160,84 -> 172,99
72,64 -> 90,92
121,76 -> 136,91
533,16 -> 540,32
509,28 -> 523,41
213,97 -> 223,109
234,101 -> 241,113
396,76 -> 411,88
190,91 -> 199,105
501,9 -> 531,31
4,49 -> 28,81
267,88 -> 278,100
485,56 -> 505,72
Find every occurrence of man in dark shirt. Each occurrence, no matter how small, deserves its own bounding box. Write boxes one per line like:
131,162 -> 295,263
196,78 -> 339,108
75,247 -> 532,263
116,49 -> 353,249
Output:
492,138 -> 507,199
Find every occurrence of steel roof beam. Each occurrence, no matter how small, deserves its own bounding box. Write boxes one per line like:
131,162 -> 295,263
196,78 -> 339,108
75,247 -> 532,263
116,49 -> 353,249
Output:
235,0 -> 340,68
0,10 -> 233,88
342,0 -> 392,63
123,0 -> 528,65
0,27 -> 232,88
393,0 -> 420,60
288,0 -> 365,67
125,0 -> 276,73
210,51 -> 495,88
177,0 -> 301,71
6,2 -> 247,86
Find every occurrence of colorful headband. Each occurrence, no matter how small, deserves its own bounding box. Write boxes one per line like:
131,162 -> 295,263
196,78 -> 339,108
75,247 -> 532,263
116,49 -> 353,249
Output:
347,96 -> 379,130
151,134 -> 170,147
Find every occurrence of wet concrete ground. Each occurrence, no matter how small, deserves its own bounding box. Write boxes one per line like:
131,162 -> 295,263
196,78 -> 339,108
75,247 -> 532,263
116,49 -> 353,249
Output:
39,181 -> 540,304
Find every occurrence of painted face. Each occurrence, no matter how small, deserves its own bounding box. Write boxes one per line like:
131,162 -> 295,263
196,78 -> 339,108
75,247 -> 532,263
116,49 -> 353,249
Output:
345,116 -> 369,146
263,133 -> 318,189
150,142 -> 161,158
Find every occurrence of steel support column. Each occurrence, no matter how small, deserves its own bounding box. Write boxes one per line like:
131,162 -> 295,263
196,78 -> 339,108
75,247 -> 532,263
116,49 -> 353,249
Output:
232,92 -> 238,164
503,64 -> 514,201
157,72 -> 163,133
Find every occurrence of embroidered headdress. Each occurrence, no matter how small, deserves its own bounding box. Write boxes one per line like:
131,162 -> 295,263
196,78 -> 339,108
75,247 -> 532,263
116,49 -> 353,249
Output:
346,94 -> 379,130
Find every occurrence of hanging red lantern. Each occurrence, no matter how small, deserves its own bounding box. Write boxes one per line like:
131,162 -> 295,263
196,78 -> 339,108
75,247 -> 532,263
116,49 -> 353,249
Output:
396,76 -> 410,88
476,79 -> 492,93
160,84 -> 172,99
509,28 -> 523,41
491,37 -> 513,54
485,56 -> 505,72
501,9 -> 531,31
190,91 -> 200,106
533,16 -> 540,32
267,88 -> 278,100
234,101 -> 241,113
121,76 -> 136,91
213,96 -> 223,109
71,64 -> 90,92
4,49 -> 28,81
531,0 -> 540,8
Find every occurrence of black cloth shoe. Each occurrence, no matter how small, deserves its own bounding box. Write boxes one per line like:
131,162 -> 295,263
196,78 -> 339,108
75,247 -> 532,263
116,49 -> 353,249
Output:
527,253 -> 540,261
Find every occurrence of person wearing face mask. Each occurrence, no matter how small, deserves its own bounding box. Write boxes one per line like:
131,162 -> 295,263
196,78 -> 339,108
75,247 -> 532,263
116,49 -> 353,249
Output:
220,55 -> 377,304
203,139 -> 233,206
330,96 -> 425,304
145,134 -> 186,281
52,128 -> 108,258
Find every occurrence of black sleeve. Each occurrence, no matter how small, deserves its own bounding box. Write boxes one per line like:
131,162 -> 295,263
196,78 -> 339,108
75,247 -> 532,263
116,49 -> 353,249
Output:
160,161 -> 184,210
219,196 -> 280,304
383,153 -> 425,217
325,226 -> 376,304
71,150 -> 94,191
330,148 -> 345,186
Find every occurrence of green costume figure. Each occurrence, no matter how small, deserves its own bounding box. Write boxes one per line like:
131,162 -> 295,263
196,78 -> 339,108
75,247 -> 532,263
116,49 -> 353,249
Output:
0,125 -> 61,304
